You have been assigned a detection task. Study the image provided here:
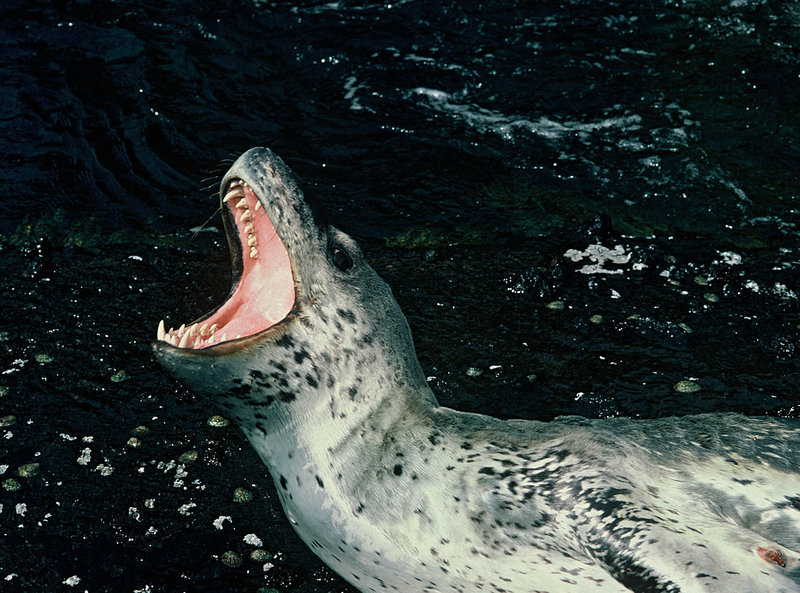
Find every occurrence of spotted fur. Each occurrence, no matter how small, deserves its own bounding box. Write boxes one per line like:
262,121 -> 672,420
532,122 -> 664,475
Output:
155,148 -> 800,593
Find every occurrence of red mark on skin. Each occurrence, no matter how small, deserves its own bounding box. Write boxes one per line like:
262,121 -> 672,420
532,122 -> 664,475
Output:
757,547 -> 786,568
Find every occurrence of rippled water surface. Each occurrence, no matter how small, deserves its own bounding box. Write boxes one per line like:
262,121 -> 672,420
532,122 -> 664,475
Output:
1,1 -> 799,591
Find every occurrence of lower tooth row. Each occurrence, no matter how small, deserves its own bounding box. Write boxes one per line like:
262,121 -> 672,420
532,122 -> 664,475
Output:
157,320 -> 224,349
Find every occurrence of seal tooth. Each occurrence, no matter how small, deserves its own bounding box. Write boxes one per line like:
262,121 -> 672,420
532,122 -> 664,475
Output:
219,333 -> 227,342
223,188 -> 243,203
157,319 -> 165,341
199,323 -> 210,338
253,200 -> 262,211
240,210 -> 253,223
177,323 -> 186,337
249,246 -> 259,259
209,324 -> 218,335
244,222 -> 254,234
178,331 -> 192,349
236,198 -> 248,210
248,234 -> 258,247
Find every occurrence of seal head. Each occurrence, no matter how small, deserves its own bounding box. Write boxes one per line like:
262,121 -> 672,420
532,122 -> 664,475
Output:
155,147 -> 434,432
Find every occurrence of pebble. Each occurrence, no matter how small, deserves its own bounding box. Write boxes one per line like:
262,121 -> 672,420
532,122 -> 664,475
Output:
35,353 -> 54,364
589,314 -> 604,324
0,414 -> 17,427
250,549 -> 273,562
674,380 -> 701,393
2,478 -> 21,491
233,487 -> 254,503
221,550 -> 243,567
16,463 -> 39,478
178,450 -> 198,464
546,300 -> 565,310
110,370 -> 130,382
465,367 -> 483,377
207,415 -> 230,427
704,293 -> 719,303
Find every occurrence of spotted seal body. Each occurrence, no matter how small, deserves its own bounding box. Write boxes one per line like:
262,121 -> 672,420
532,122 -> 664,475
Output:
154,147 -> 800,593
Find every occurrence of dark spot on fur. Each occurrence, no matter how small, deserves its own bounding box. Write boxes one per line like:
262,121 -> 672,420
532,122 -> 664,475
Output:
547,448 -> 570,462
785,496 -> 800,511
316,475 -> 324,488
280,475 -> 288,490
306,374 -> 318,388
276,334 -> 294,349
228,383 -> 252,395
478,467 -> 496,475
393,464 -> 403,476
460,441 -> 473,450
337,308 -> 357,324
348,386 -> 358,400
294,348 -> 311,364
278,390 -> 296,403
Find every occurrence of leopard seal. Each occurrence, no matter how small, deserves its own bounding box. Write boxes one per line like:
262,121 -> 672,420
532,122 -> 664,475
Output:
153,147 -> 800,593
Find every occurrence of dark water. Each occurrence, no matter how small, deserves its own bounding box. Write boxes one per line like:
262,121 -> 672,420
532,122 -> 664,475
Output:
1,1 -> 799,591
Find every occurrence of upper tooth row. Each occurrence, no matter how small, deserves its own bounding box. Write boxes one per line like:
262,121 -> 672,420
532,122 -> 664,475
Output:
223,181 -> 260,260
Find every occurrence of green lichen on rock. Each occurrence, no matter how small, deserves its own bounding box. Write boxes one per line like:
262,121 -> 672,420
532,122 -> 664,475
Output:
386,225 -> 484,250
0,208 -> 205,250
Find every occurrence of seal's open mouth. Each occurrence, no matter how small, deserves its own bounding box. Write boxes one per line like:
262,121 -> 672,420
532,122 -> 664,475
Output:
156,179 -> 295,349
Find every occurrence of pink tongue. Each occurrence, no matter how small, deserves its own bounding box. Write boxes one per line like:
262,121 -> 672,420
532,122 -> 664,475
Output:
197,185 -> 294,346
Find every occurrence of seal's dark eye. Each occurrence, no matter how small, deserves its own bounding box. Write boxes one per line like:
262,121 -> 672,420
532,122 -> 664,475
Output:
331,246 -> 353,272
